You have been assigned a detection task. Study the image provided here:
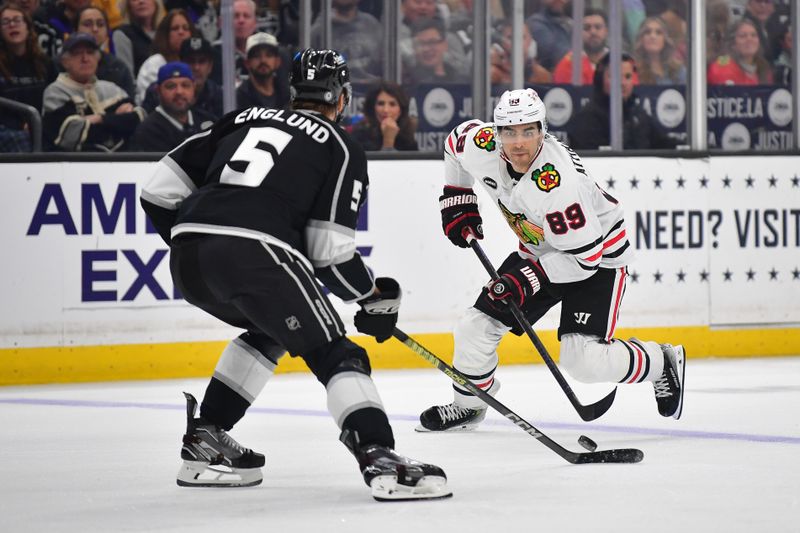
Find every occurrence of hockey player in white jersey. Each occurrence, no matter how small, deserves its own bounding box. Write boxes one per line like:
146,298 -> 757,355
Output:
419,88 -> 686,431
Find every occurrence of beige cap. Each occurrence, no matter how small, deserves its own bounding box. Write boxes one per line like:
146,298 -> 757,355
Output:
246,32 -> 279,55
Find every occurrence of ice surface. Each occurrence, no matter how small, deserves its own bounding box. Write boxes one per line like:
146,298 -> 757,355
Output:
1,356 -> 798,533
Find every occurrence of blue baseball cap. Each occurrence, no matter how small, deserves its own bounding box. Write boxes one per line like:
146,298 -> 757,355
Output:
157,61 -> 194,84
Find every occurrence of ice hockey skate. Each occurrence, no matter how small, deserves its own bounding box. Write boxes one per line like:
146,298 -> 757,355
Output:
176,392 -> 265,487
653,344 -> 686,419
341,430 -> 452,501
416,402 -> 488,432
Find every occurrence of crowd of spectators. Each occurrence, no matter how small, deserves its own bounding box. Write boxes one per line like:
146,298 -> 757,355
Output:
0,0 -> 795,154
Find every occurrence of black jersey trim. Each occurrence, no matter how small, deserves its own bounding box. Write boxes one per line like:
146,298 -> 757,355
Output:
604,240 -> 630,258
171,222 -> 314,271
565,235 -> 603,255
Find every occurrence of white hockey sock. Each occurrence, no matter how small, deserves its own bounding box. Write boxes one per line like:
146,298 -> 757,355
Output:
559,334 -> 665,384
451,307 -> 508,409
212,336 -> 285,403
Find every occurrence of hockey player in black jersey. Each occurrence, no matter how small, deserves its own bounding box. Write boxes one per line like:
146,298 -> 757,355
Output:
140,49 -> 451,501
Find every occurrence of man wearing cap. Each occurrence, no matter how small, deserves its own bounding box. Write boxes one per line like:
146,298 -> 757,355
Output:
235,31 -> 290,110
129,61 -> 215,152
142,36 -> 223,119
42,32 -> 145,151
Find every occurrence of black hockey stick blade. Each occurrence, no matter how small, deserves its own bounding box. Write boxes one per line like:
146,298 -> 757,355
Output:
468,238 -> 617,422
393,328 -> 643,465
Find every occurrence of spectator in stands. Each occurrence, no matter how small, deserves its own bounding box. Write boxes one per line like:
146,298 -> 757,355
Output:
399,0 -> 468,78
135,8 -> 193,104
403,18 -> 468,86
77,6 -> 135,98
210,0 -> 258,85
311,0 -> 382,82
633,16 -> 687,85
742,0 -> 778,62
91,0 -> 122,30
165,0 -> 217,42
568,53 -> 677,151
235,31 -> 289,110
707,18 -> 773,85
0,1 -> 57,151
42,33 -> 145,151
45,0 -> 90,39
773,22 -> 791,86
129,61 -> 213,151
646,0 -> 687,63
490,18 -> 552,85
553,8 -> 608,85
525,0 -> 572,72
113,0 -> 165,78
17,0 -> 62,58
706,0 -> 732,65
351,81 -> 418,151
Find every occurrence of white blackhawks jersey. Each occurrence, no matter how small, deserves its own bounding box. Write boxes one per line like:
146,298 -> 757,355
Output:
444,119 -> 633,283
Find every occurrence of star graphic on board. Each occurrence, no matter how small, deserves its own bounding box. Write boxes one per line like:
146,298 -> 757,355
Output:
630,270 -> 640,283
699,270 -> 709,282
653,270 -> 663,283
699,175 -> 709,188
606,177 -> 616,189
676,176 -> 686,189
722,175 -> 732,188
653,176 -> 663,189
745,175 -> 755,188
769,268 -> 779,281
768,175 -> 778,188
793,268 -> 800,280
723,269 -> 733,281
746,269 -> 756,281
792,175 -> 800,188
676,270 -> 687,282
630,176 -> 640,189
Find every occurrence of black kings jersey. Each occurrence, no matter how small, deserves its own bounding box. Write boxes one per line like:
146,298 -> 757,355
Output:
140,106 -> 374,303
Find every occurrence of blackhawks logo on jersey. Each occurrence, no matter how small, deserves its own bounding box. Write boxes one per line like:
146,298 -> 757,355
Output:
533,163 -> 561,192
473,126 -> 496,152
498,200 -> 544,245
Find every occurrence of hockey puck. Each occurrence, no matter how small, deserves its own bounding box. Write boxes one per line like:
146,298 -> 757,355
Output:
578,435 -> 598,452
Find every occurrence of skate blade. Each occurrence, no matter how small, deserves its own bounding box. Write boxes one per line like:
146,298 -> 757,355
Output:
176,460 -> 262,487
671,345 -> 686,420
414,423 -> 479,433
370,475 -> 453,502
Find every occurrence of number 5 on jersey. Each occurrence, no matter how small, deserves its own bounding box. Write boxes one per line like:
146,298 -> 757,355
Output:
220,127 -> 294,187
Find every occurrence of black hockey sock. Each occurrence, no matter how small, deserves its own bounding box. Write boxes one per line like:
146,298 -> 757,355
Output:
341,407 -> 395,450
200,377 -> 251,430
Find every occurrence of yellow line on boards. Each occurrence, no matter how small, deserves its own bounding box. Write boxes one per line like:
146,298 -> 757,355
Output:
1,326 -> 799,386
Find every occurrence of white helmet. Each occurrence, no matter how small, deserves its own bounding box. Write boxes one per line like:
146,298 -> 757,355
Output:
493,89 -> 547,132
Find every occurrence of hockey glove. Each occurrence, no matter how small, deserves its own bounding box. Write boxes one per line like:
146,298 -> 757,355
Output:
439,186 -> 483,248
354,277 -> 402,343
485,260 -> 543,308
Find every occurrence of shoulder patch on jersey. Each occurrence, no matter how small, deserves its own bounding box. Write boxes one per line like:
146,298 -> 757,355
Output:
498,200 -> 544,245
473,126 -> 496,152
532,163 -> 561,192
482,176 -> 498,189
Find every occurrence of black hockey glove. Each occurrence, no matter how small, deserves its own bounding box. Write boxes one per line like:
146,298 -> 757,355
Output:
485,259 -> 543,308
354,277 -> 402,343
439,186 -> 483,248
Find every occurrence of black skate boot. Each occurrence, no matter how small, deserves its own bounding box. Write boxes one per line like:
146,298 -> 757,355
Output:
176,392 -> 265,487
653,344 -> 686,419
416,403 -> 487,432
341,429 -> 452,502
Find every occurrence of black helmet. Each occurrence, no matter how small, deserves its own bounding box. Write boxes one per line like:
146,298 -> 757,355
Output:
290,49 -> 351,118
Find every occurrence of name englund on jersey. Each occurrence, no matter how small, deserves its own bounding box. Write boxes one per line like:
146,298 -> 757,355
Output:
444,120 -> 633,284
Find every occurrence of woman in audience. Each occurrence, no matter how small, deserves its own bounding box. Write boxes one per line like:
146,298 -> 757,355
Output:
113,0 -> 165,77
351,81 -> 418,151
134,8 -> 193,104
707,18 -> 773,85
77,6 -> 135,98
633,16 -> 686,85
0,2 -> 57,151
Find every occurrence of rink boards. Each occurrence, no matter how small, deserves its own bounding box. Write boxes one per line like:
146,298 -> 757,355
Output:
1,155 -> 798,384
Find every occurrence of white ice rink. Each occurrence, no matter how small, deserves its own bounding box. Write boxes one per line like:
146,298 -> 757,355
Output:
2,356 -> 799,533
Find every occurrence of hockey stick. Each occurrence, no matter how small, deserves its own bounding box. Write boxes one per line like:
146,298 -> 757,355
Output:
468,238 -> 617,422
393,328 -> 643,464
